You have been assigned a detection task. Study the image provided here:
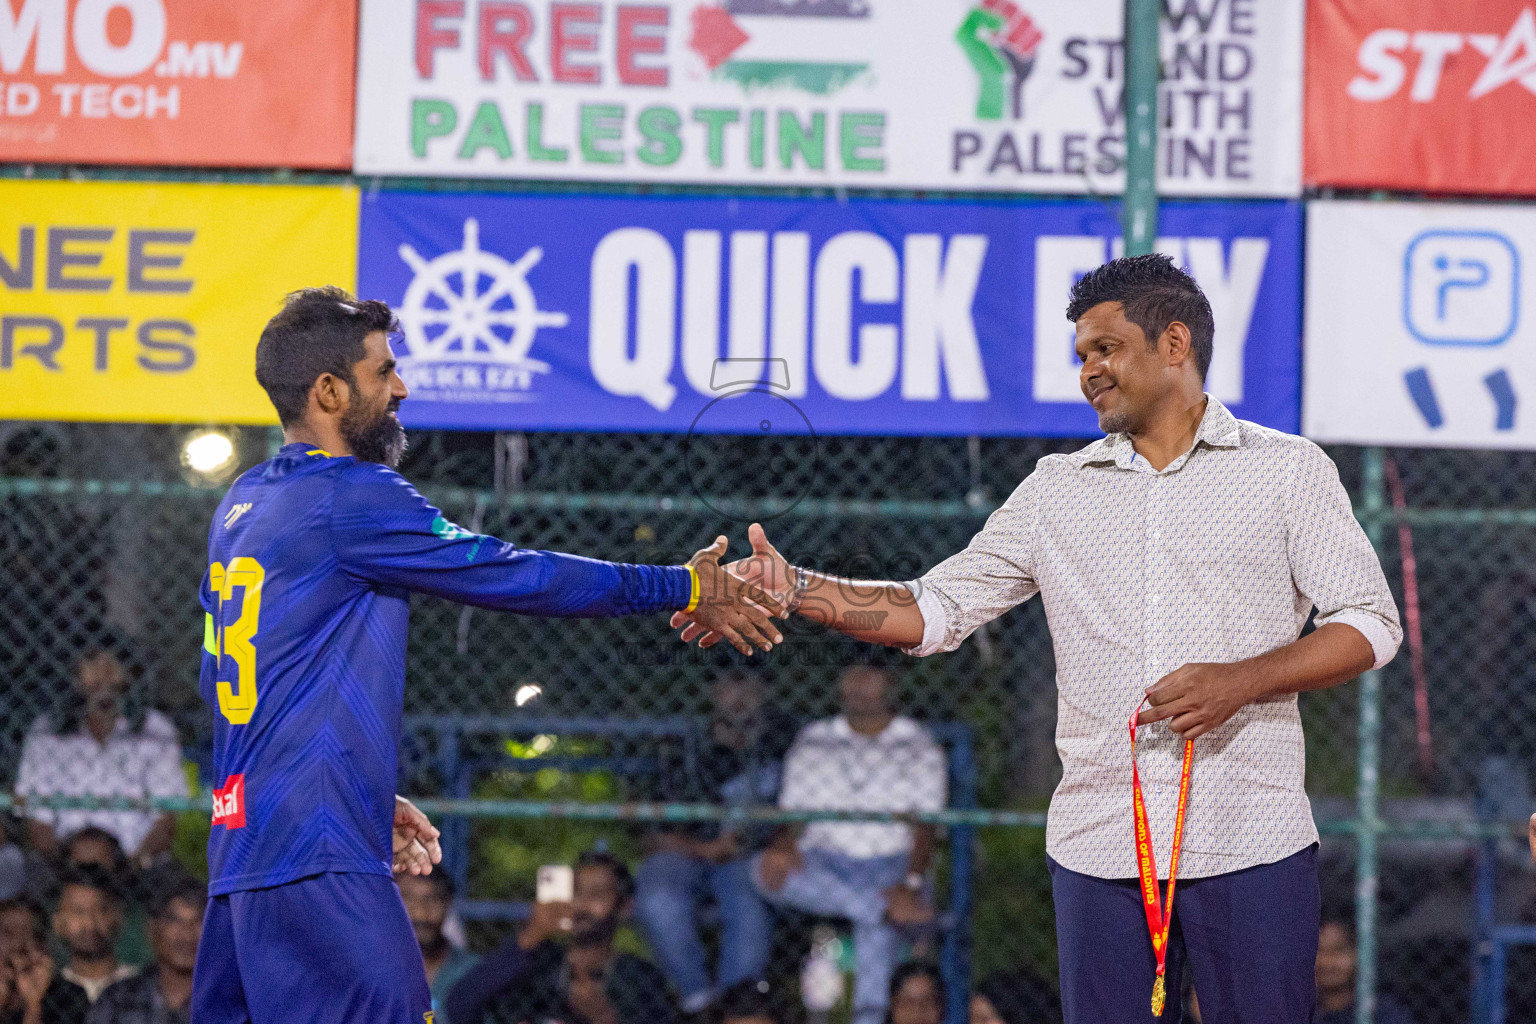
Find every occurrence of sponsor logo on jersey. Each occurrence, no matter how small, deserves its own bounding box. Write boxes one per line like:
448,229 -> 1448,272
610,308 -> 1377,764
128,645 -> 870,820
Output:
222,502 -> 253,529
212,774 -> 246,829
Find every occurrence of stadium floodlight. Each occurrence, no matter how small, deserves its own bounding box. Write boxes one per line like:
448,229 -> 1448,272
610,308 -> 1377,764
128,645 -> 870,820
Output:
183,431 -> 237,479
514,684 -> 542,707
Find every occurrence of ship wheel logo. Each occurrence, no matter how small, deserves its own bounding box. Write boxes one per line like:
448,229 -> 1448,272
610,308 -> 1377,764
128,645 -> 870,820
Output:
395,218 -> 569,375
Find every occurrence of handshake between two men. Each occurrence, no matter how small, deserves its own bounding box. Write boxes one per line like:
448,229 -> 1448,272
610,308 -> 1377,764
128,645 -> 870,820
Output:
677,522 -> 926,656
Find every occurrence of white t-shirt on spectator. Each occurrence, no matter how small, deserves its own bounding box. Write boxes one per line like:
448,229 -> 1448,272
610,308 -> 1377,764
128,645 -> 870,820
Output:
15,711 -> 187,855
778,715 -> 947,860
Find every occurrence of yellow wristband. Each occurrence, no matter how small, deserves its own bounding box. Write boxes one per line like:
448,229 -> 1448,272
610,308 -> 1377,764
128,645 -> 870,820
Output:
684,564 -> 700,614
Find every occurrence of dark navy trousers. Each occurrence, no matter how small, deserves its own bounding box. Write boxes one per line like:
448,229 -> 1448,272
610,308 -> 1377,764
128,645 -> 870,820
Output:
1050,844 -> 1320,1024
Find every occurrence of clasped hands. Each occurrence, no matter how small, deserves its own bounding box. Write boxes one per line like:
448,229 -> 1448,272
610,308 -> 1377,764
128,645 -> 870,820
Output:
674,523 -> 795,656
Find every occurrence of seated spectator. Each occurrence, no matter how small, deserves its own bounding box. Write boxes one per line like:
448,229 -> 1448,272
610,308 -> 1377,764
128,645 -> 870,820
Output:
446,851 -> 677,1024
635,669 -> 790,1014
0,897 -> 89,1024
84,874 -> 202,1024
58,830 -> 147,971
969,969 -> 1060,1024
52,867 -> 135,1004
885,962 -> 943,1024
1315,913 -> 1417,1024
398,872 -> 478,1024
753,665 -> 947,1024
15,641 -> 185,867
716,979 -> 784,1024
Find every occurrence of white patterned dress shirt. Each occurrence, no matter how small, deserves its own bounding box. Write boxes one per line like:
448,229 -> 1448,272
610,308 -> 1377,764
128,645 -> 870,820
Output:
904,397 -> 1401,880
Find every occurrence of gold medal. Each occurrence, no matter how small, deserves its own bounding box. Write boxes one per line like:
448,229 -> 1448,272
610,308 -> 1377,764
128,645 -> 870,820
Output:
1150,974 -> 1166,1015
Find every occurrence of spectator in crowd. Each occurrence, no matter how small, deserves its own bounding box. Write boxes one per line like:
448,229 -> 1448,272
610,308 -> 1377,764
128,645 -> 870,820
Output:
446,851 -> 677,1024
57,830 -> 147,971
15,640 -> 185,868
635,668 -> 790,1015
52,867 -> 134,1004
754,664 -> 947,1024
1314,914 -> 1416,1024
716,979 -> 783,1024
397,872 -> 478,1023
84,875 -> 202,1024
885,962 -> 944,1024
968,970 -> 1060,1024
0,897 -> 89,1024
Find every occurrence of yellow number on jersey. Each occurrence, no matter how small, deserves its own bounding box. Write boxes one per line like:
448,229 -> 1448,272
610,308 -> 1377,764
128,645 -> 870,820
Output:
208,557 -> 265,725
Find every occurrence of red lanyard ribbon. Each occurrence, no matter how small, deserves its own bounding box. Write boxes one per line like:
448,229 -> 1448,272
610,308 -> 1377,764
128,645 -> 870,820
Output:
1130,702 -> 1194,1016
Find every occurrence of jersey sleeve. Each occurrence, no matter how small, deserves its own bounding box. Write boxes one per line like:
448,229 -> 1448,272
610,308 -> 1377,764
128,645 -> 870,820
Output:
330,462 -> 693,617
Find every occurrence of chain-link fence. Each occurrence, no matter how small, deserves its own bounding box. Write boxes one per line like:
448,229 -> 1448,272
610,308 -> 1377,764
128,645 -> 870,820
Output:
2,419 -> 1534,1024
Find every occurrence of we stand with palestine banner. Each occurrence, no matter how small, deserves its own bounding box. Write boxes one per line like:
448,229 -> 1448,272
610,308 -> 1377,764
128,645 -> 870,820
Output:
356,0 -> 1302,196
359,191 -> 1301,435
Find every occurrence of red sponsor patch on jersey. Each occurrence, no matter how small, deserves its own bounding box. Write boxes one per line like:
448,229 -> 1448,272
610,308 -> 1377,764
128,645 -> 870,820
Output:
213,774 -> 246,829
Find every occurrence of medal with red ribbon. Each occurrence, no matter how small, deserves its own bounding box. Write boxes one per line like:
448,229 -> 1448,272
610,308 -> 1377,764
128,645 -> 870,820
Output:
1130,701 -> 1194,1016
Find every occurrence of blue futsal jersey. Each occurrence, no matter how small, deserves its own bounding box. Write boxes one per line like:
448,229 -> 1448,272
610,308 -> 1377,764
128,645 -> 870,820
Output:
198,444 -> 691,895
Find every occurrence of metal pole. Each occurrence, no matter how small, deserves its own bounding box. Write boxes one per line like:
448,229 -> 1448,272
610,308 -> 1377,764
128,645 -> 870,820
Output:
1122,0 -> 1160,256
1356,447 -> 1386,1024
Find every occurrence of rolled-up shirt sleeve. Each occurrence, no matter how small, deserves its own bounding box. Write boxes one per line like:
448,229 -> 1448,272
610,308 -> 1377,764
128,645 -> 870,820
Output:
1286,441 -> 1402,669
902,471 -> 1043,657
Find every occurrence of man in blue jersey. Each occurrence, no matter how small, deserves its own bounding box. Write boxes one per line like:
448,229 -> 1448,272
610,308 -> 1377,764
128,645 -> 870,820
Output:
191,287 -> 780,1024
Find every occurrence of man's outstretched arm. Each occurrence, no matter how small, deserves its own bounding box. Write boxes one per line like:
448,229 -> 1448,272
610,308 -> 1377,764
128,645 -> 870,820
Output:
333,462 -> 780,655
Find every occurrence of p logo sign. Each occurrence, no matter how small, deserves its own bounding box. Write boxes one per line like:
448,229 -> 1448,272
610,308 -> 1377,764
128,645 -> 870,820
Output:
1403,230 -> 1520,347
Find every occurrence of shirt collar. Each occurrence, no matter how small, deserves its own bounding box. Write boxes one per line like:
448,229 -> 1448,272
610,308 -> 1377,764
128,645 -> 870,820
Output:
1076,394 -> 1242,472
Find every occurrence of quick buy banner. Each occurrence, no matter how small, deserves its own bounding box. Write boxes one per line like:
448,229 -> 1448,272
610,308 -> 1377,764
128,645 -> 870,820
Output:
359,190 -> 1301,435
355,0 -> 1303,196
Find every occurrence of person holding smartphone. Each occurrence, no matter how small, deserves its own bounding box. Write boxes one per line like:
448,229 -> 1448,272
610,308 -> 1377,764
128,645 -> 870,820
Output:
445,851 -> 677,1024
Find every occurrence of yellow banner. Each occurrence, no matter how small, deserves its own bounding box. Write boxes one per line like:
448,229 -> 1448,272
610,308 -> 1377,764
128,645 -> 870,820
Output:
0,180 -> 358,424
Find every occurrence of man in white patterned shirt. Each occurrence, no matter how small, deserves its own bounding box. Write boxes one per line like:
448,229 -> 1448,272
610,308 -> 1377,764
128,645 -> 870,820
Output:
675,255 -> 1401,1023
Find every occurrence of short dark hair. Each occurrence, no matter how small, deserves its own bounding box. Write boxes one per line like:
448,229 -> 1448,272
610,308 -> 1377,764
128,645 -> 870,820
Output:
63,826 -> 127,871
575,850 -> 635,901
0,898 -> 48,945
255,286 -> 398,426
148,874 -> 206,921
886,961 -> 945,1023
57,863 -> 122,908
411,870 -> 455,903
1321,908 -> 1357,948
1065,253 -> 1215,381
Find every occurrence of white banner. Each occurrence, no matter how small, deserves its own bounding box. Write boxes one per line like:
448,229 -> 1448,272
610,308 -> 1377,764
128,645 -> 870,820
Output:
355,0 -> 1302,196
1305,201 -> 1536,450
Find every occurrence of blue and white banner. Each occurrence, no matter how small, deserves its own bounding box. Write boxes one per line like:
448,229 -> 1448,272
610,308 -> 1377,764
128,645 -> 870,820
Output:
359,191 -> 1300,435
1306,200 -> 1536,449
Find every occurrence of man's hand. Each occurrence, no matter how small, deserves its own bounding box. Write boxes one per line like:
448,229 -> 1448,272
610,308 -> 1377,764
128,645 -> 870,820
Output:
682,536 -> 782,656
11,950 -> 52,1011
393,796 -> 442,876
756,844 -> 803,892
673,524 -> 791,648
518,899 -> 573,950
1137,663 -> 1259,741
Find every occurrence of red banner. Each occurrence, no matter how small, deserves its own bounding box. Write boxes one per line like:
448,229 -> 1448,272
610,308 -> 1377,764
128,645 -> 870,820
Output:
0,0 -> 354,168
1306,0 -> 1536,194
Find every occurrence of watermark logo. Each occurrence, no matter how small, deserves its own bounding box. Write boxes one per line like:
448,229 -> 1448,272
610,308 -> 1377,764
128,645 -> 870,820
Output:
683,357 -> 819,522
394,219 -> 569,403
